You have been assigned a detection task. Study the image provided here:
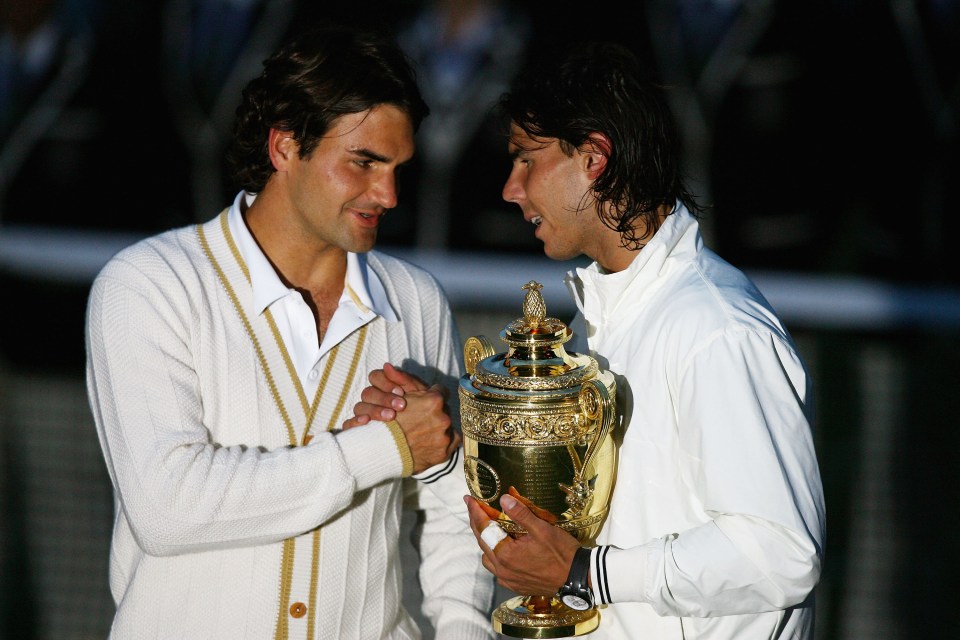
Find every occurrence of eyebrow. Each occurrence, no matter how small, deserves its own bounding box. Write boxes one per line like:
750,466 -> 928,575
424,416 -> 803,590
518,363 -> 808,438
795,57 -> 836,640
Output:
507,143 -> 537,160
349,147 -> 390,163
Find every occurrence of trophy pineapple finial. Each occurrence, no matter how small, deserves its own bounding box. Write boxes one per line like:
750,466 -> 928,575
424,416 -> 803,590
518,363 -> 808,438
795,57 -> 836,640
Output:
521,281 -> 546,329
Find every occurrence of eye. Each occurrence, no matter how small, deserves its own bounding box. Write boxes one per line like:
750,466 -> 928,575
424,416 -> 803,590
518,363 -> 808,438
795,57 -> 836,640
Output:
354,159 -> 375,169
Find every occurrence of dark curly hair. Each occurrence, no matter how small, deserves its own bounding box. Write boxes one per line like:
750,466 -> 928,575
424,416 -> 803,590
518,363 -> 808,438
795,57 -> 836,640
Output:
227,25 -> 429,193
498,41 -> 700,250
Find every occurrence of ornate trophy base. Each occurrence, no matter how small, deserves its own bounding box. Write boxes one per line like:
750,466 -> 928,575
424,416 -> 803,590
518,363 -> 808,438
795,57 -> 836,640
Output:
492,595 -> 600,638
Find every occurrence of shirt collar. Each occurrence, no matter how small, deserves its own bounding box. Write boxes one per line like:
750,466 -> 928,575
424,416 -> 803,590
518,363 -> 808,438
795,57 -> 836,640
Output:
226,191 -> 397,322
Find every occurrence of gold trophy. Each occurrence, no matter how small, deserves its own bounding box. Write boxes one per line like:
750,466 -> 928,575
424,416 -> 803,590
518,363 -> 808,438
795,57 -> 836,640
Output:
460,281 -> 618,638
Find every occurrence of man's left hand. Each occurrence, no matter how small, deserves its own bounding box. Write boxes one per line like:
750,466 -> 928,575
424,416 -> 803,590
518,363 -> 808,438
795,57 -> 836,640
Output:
465,492 -> 580,596
343,363 -> 427,429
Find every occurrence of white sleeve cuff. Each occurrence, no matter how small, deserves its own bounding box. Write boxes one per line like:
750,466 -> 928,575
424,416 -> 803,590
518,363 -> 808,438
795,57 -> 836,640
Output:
412,447 -> 461,484
591,538 -> 666,605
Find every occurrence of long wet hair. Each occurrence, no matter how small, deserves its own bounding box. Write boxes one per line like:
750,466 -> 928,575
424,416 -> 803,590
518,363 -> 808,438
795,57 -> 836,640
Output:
498,41 -> 700,250
227,24 -> 429,193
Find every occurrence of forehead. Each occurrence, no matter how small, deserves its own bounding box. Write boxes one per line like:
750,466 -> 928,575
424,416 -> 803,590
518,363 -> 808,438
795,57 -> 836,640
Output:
324,105 -> 415,160
507,123 -> 557,153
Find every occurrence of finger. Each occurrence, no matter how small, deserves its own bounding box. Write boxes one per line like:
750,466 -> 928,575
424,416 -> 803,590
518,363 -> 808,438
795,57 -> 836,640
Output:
369,369 -> 407,396
477,500 -> 503,521
341,414 -> 370,430
352,401 -> 396,422
508,487 -> 559,523
481,553 -> 495,575
360,386 -> 406,412
479,520 -> 509,553
499,493 -> 555,532
383,363 -> 428,393
464,496 -> 493,536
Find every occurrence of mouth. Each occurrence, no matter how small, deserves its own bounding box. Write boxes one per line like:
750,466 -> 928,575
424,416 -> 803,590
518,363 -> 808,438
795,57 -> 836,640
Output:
354,211 -> 383,230
530,216 -> 542,227
353,209 -> 383,226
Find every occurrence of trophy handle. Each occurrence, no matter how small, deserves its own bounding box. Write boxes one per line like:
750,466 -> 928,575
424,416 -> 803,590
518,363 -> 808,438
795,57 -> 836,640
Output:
561,379 -> 614,518
464,335 -> 496,375
578,378 -> 614,474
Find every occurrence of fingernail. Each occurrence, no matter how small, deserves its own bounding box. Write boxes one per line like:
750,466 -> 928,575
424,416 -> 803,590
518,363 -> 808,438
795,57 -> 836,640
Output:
392,387 -> 404,396
500,494 -> 517,509
392,398 -> 405,410
381,409 -> 396,420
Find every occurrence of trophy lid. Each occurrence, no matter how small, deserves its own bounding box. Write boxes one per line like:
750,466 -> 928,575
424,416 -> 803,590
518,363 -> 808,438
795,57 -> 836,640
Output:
465,281 -> 597,394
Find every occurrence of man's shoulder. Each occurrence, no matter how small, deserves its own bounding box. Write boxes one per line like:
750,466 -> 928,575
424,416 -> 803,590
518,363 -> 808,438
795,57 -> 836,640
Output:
656,250 -> 785,337
365,249 -> 444,291
96,224 -> 204,284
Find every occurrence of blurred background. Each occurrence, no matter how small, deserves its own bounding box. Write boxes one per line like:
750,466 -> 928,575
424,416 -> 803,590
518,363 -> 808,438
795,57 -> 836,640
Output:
1,0 -> 958,638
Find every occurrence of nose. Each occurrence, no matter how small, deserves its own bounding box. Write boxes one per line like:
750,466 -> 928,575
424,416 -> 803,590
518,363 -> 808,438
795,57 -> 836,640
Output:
502,167 -> 524,204
372,172 -> 399,210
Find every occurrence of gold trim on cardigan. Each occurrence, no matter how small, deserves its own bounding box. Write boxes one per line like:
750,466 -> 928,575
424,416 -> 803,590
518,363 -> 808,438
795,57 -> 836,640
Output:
386,420 -> 415,477
197,214 -> 371,640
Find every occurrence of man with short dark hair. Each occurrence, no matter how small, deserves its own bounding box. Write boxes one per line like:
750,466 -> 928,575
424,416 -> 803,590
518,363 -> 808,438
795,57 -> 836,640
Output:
85,25 -> 494,639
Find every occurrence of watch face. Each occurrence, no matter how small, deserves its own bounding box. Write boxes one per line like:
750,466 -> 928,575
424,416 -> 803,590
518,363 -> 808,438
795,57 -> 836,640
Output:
561,593 -> 592,611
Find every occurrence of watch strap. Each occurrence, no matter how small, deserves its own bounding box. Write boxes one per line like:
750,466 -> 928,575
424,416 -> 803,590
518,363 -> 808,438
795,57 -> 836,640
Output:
567,547 -> 591,587
561,546 -> 593,598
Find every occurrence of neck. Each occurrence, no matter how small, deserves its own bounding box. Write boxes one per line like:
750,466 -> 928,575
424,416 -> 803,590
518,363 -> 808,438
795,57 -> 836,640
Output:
593,203 -> 672,273
242,191 -> 347,296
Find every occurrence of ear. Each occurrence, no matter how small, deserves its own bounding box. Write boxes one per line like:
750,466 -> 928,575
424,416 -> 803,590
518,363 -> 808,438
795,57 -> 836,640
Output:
580,132 -> 611,181
268,128 -> 298,172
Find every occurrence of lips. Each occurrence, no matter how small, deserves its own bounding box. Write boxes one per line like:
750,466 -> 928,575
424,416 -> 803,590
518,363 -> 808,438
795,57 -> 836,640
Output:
353,210 -> 382,228
530,216 -> 542,227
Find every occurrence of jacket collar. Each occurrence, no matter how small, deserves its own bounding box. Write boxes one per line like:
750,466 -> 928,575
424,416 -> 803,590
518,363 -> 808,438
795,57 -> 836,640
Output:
565,201 -> 700,327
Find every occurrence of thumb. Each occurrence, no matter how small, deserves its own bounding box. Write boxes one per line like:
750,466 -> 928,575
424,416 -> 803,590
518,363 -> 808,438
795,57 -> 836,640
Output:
384,363 -> 428,393
500,493 -> 549,533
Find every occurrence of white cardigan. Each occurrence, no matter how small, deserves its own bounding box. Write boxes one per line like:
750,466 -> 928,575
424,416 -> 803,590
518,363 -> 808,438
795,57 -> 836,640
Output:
567,205 -> 825,638
85,211 -> 494,639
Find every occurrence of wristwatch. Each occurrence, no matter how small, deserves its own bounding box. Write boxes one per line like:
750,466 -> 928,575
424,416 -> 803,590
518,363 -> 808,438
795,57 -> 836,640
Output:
557,546 -> 594,611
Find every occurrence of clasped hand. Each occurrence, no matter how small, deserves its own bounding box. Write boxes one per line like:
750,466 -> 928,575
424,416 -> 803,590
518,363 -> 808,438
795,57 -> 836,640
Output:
342,363 -> 460,474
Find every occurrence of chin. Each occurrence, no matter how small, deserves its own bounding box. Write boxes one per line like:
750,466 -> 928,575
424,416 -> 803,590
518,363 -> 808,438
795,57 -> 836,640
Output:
543,245 -> 575,262
349,234 -> 378,254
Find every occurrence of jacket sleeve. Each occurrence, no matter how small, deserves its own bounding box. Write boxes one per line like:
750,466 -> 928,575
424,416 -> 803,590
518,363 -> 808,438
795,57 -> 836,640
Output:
591,328 -> 825,617
85,254 -> 405,557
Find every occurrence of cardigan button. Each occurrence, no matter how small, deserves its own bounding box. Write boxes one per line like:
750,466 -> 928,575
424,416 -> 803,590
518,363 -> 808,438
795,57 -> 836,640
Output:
290,602 -> 307,618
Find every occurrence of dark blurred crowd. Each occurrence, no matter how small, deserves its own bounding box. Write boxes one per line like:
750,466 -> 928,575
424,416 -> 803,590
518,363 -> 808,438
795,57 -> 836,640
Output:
2,0 -> 958,276
2,5 -> 959,637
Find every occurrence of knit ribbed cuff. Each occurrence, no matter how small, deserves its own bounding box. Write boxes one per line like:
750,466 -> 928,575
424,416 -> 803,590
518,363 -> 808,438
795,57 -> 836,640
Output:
385,419 -> 415,477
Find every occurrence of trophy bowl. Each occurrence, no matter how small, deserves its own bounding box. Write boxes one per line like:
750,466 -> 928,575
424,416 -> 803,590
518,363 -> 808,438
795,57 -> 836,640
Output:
460,282 -> 618,638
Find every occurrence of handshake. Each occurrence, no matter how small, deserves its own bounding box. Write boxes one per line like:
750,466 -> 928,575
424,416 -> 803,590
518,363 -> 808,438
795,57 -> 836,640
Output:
342,362 -> 461,475
342,362 -> 581,600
